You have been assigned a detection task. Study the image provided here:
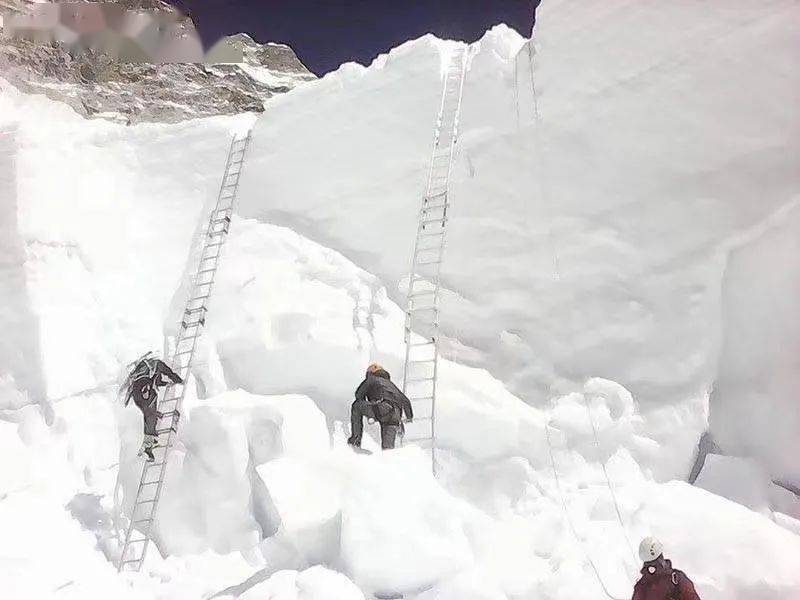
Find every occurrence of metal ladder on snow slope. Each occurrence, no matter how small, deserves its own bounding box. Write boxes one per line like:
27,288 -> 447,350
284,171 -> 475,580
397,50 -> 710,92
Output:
401,47 -> 468,475
117,132 -> 252,572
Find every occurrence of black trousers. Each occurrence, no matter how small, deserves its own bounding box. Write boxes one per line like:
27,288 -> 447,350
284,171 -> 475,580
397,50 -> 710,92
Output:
350,398 -> 400,450
142,404 -> 158,436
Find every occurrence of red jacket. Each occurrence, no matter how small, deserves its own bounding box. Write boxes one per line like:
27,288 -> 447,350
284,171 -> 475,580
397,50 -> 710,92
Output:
632,559 -> 701,600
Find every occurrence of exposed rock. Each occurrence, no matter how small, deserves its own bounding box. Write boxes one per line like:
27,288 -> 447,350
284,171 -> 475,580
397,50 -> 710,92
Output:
0,1 -> 316,123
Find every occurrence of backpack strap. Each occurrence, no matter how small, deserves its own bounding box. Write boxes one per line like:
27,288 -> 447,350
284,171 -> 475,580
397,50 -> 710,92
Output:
667,569 -> 689,600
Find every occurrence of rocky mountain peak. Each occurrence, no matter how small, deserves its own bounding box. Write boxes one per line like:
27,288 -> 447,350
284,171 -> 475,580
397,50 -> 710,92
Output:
0,0 -> 316,123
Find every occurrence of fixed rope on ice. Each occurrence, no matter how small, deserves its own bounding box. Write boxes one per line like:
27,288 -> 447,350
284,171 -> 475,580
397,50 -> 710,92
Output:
581,392 -> 639,567
544,420 -> 630,600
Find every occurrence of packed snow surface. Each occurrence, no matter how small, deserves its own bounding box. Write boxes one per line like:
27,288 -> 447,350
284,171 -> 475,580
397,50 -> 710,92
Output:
1,0 -> 799,599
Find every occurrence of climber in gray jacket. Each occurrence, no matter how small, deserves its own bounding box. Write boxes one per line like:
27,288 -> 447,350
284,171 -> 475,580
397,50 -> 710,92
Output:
348,363 -> 413,450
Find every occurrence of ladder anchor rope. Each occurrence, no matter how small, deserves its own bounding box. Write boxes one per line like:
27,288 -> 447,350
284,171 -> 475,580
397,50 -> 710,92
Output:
117,131 -> 253,572
401,46 -> 468,476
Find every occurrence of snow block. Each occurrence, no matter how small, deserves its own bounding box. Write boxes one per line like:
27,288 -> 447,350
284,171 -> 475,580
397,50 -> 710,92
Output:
145,391 -> 330,556
339,449 -> 474,593
238,566 -> 365,600
695,454 -> 772,514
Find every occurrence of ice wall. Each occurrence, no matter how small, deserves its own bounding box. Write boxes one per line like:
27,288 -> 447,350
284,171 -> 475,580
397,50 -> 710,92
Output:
235,1 -> 800,479
0,84 -> 248,403
0,125 -> 45,412
711,203 -> 800,484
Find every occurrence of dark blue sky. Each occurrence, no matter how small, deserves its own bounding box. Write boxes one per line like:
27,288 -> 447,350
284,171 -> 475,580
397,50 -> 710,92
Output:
169,1 -> 539,75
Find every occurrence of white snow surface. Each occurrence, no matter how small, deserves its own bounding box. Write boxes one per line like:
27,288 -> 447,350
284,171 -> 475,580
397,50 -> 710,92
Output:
1,1 -> 800,599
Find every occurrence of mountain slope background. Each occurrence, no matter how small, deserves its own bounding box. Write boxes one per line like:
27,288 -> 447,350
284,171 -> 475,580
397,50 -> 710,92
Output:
0,0 -> 316,122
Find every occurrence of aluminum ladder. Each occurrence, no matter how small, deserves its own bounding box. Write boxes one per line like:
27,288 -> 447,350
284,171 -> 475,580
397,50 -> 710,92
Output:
117,132 -> 252,572
401,47 -> 467,474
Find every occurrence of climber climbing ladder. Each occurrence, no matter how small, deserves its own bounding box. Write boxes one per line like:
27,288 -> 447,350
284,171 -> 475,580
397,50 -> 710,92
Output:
401,47 -> 468,474
117,132 -> 252,572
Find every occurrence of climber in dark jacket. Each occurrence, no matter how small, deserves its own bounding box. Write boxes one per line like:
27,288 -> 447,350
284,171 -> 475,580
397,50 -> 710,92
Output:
632,537 -> 702,600
348,363 -> 413,450
123,354 -> 183,461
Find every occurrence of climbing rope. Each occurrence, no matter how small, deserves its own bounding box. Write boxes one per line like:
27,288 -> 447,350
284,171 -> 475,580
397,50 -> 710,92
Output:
581,394 -> 639,566
525,37 -> 562,282
527,29 -> 639,589
544,422 -> 629,600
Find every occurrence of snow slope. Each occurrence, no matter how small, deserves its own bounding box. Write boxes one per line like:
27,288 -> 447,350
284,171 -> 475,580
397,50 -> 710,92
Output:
1,0 -> 799,599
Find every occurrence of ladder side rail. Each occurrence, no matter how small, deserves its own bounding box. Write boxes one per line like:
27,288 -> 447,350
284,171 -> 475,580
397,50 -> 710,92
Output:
423,61 -> 453,197
404,61 -> 450,393
402,48 -> 468,466
427,53 -> 468,466
118,132 -> 251,571
441,51 -> 468,221
405,53 -> 464,368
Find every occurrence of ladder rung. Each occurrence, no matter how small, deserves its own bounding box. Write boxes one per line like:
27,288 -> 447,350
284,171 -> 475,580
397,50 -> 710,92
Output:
408,341 -> 435,347
408,290 -> 436,298
415,260 -> 442,267
407,359 -> 435,365
420,218 -> 446,226
405,377 -> 435,384
120,558 -> 143,565
406,320 -> 439,338
407,397 -> 433,402
132,518 -> 154,526
419,230 -> 445,238
185,306 -> 207,315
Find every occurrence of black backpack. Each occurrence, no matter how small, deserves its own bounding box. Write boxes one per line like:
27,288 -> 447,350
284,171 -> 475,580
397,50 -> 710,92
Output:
123,358 -> 159,406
